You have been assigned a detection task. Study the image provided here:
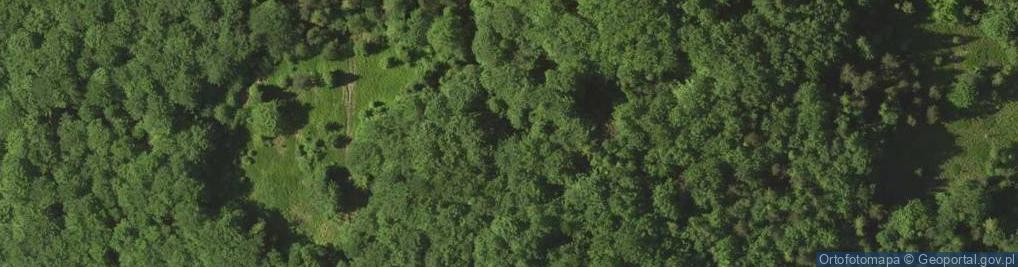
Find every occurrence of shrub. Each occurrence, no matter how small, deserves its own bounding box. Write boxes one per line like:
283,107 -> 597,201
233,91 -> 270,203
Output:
948,68 -> 980,109
250,101 -> 283,137
928,0 -> 962,23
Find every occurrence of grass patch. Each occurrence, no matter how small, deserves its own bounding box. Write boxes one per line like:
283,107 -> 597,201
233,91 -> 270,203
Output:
264,50 -> 422,130
943,102 -> 1018,180
245,138 -> 343,244
242,49 -> 423,245
871,21 -> 1014,200
344,50 -> 422,130
912,22 -> 1018,182
920,23 -> 1008,71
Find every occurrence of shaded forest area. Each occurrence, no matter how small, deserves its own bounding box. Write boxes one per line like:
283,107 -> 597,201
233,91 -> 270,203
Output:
5,0 -> 1018,266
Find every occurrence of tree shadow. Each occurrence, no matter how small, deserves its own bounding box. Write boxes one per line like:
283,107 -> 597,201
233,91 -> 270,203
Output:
538,216 -> 572,252
259,84 -> 298,102
235,202 -> 306,256
327,71 -> 358,88
326,166 -> 369,213
45,202 -> 65,228
989,179 -> 1018,234
332,135 -> 351,149
320,122 -> 352,148
477,109 -> 516,145
556,0 -> 578,13
201,125 -> 254,213
860,4 -> 972,88
901,31 -> 977,64
993,66 -> 1018,100
949,66 -> 1018,120
897,29 -> 971,102
573,71 -> 625,140
324,122 -> 344,132
280,100 -> 311,135
872,124 -> 961,205
716,0 -> 752,21
529,52 -> 557,84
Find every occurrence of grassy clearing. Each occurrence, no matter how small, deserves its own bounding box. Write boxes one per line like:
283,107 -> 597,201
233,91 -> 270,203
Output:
344,49 -> 422,130
875,21 -> 1014,188
245,138 -> 344,243
943,102 -> 1018,180
242,49 -> 424,245
912,22 -> 1018,182
920,23 -> 1008,71
264,50 -> 422,129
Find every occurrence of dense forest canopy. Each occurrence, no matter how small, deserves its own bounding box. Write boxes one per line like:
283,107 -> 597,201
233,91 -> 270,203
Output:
4,0 -> 1018,266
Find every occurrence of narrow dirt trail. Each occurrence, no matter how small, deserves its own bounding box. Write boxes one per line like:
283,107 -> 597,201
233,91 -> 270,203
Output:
341,59 -> 358,160
344,61 -> 357,137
